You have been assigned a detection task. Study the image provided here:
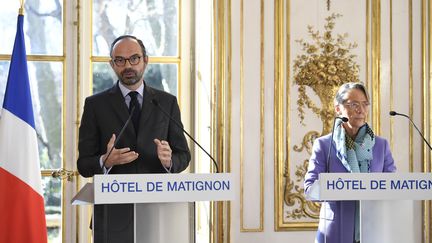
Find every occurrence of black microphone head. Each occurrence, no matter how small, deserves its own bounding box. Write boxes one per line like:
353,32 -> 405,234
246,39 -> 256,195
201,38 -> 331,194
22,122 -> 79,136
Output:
389,111 -> 397,116
151,99 -> 159,106
336,117 -> 348,122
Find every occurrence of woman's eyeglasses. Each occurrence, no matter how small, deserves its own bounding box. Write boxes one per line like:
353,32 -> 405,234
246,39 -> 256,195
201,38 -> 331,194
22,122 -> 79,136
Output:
343,101 -> 370,110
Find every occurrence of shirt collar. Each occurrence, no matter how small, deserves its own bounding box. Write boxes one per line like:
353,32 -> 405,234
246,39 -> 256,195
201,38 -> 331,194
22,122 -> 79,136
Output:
118,81 -> 144,98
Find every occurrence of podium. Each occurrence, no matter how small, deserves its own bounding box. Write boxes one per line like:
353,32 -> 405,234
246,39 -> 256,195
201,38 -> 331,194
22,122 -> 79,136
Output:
309,173 -> 432,243
72,173 -> 234,243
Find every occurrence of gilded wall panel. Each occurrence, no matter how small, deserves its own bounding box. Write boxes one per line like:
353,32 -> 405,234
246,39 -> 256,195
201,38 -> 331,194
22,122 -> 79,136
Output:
275,2 -> 429,242
275,0 -> 368,230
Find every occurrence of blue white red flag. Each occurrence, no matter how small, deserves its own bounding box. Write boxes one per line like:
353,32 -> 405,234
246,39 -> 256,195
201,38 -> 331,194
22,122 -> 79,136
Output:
0,12 -> 48,243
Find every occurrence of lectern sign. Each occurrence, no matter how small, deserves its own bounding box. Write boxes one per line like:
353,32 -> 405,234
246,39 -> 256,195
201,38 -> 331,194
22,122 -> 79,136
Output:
319,173 -> 432,200
94,173 -> 234,204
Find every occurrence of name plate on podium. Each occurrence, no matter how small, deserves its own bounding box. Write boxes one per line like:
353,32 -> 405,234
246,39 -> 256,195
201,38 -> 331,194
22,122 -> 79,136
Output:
94,173 -> 234,204
319,172 -> 432,200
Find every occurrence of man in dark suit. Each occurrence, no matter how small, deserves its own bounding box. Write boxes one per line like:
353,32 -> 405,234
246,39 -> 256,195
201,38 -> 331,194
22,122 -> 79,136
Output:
77,35 -> 191,243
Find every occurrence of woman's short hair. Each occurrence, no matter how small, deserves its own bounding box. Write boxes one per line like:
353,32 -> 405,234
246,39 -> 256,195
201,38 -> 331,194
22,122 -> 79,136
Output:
334,82 -> 369,105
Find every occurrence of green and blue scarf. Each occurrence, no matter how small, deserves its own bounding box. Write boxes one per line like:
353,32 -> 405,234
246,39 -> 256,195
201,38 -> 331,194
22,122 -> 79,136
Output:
333,120 -> 375,241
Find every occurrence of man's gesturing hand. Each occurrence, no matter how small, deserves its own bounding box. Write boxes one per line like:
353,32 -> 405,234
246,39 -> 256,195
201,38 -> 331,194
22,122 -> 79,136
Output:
154,138 -> 172,168
102,134 -> 139,168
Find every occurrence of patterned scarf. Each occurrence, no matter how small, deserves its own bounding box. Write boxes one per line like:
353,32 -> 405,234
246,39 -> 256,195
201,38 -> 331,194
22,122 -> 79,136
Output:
333,120 -> 375,241
333,120 -> 375,173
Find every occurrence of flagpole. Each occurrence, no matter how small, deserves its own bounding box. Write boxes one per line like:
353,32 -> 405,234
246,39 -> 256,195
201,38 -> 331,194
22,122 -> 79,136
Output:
19,0 -> 24,15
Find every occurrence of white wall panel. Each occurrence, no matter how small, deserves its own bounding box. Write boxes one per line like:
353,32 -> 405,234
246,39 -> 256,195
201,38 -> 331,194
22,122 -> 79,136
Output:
391,0 -> 411,172
241,0 -> 263,229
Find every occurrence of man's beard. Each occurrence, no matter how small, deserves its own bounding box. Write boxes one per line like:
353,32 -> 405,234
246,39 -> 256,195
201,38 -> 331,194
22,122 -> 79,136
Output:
117,68 -> 144,86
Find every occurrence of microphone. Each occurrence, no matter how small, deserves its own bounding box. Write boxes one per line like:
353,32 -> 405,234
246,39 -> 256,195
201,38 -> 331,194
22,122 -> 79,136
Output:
326,116 -> 349,173
389,111 -> 432,150
102,105 -> 136,172
151,99 -> 220,173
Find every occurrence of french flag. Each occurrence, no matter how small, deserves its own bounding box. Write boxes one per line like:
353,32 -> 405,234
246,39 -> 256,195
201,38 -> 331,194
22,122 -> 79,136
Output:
0,12 -> 48,243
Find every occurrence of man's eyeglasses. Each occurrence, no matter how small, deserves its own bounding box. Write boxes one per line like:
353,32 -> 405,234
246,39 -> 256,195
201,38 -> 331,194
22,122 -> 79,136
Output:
343,101 -> 370,110
112,55 -> 142,67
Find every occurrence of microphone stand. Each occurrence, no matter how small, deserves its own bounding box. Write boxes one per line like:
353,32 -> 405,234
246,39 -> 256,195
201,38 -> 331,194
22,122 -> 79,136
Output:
326,117 -> 348,173
102,105 -> 135,171
324,116 -> 347,243
151,99 -> 220,173
389,111 -> 432,150
101,105 -> 135,243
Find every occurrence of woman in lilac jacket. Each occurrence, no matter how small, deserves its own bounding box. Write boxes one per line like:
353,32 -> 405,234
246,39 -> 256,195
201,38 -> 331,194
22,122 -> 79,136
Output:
304,82 -> 396,243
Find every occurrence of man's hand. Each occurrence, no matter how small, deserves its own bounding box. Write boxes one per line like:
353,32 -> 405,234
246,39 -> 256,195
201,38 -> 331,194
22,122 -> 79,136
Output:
154,138 -> 172,168
102,134 -> 139,168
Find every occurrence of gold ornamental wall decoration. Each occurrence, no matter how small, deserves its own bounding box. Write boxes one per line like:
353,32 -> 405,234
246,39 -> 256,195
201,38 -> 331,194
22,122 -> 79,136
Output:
293,13 -> 360,136
284,14 -> 360,221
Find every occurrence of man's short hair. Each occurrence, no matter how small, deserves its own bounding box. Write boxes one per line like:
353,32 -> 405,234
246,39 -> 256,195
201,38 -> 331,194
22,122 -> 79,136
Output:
110,35 -> 147,58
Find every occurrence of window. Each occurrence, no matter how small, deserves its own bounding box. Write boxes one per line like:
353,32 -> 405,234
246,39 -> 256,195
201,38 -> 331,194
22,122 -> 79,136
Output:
91,0 -> 180,96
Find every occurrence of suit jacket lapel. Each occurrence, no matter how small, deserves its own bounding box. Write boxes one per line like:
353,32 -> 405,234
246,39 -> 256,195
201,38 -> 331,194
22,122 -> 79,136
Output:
141,84 -> 156,123
138,84 -> 156,136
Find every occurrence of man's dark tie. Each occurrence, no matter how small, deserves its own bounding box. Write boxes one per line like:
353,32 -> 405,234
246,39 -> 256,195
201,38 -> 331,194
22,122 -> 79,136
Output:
128,91 -> 141,132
